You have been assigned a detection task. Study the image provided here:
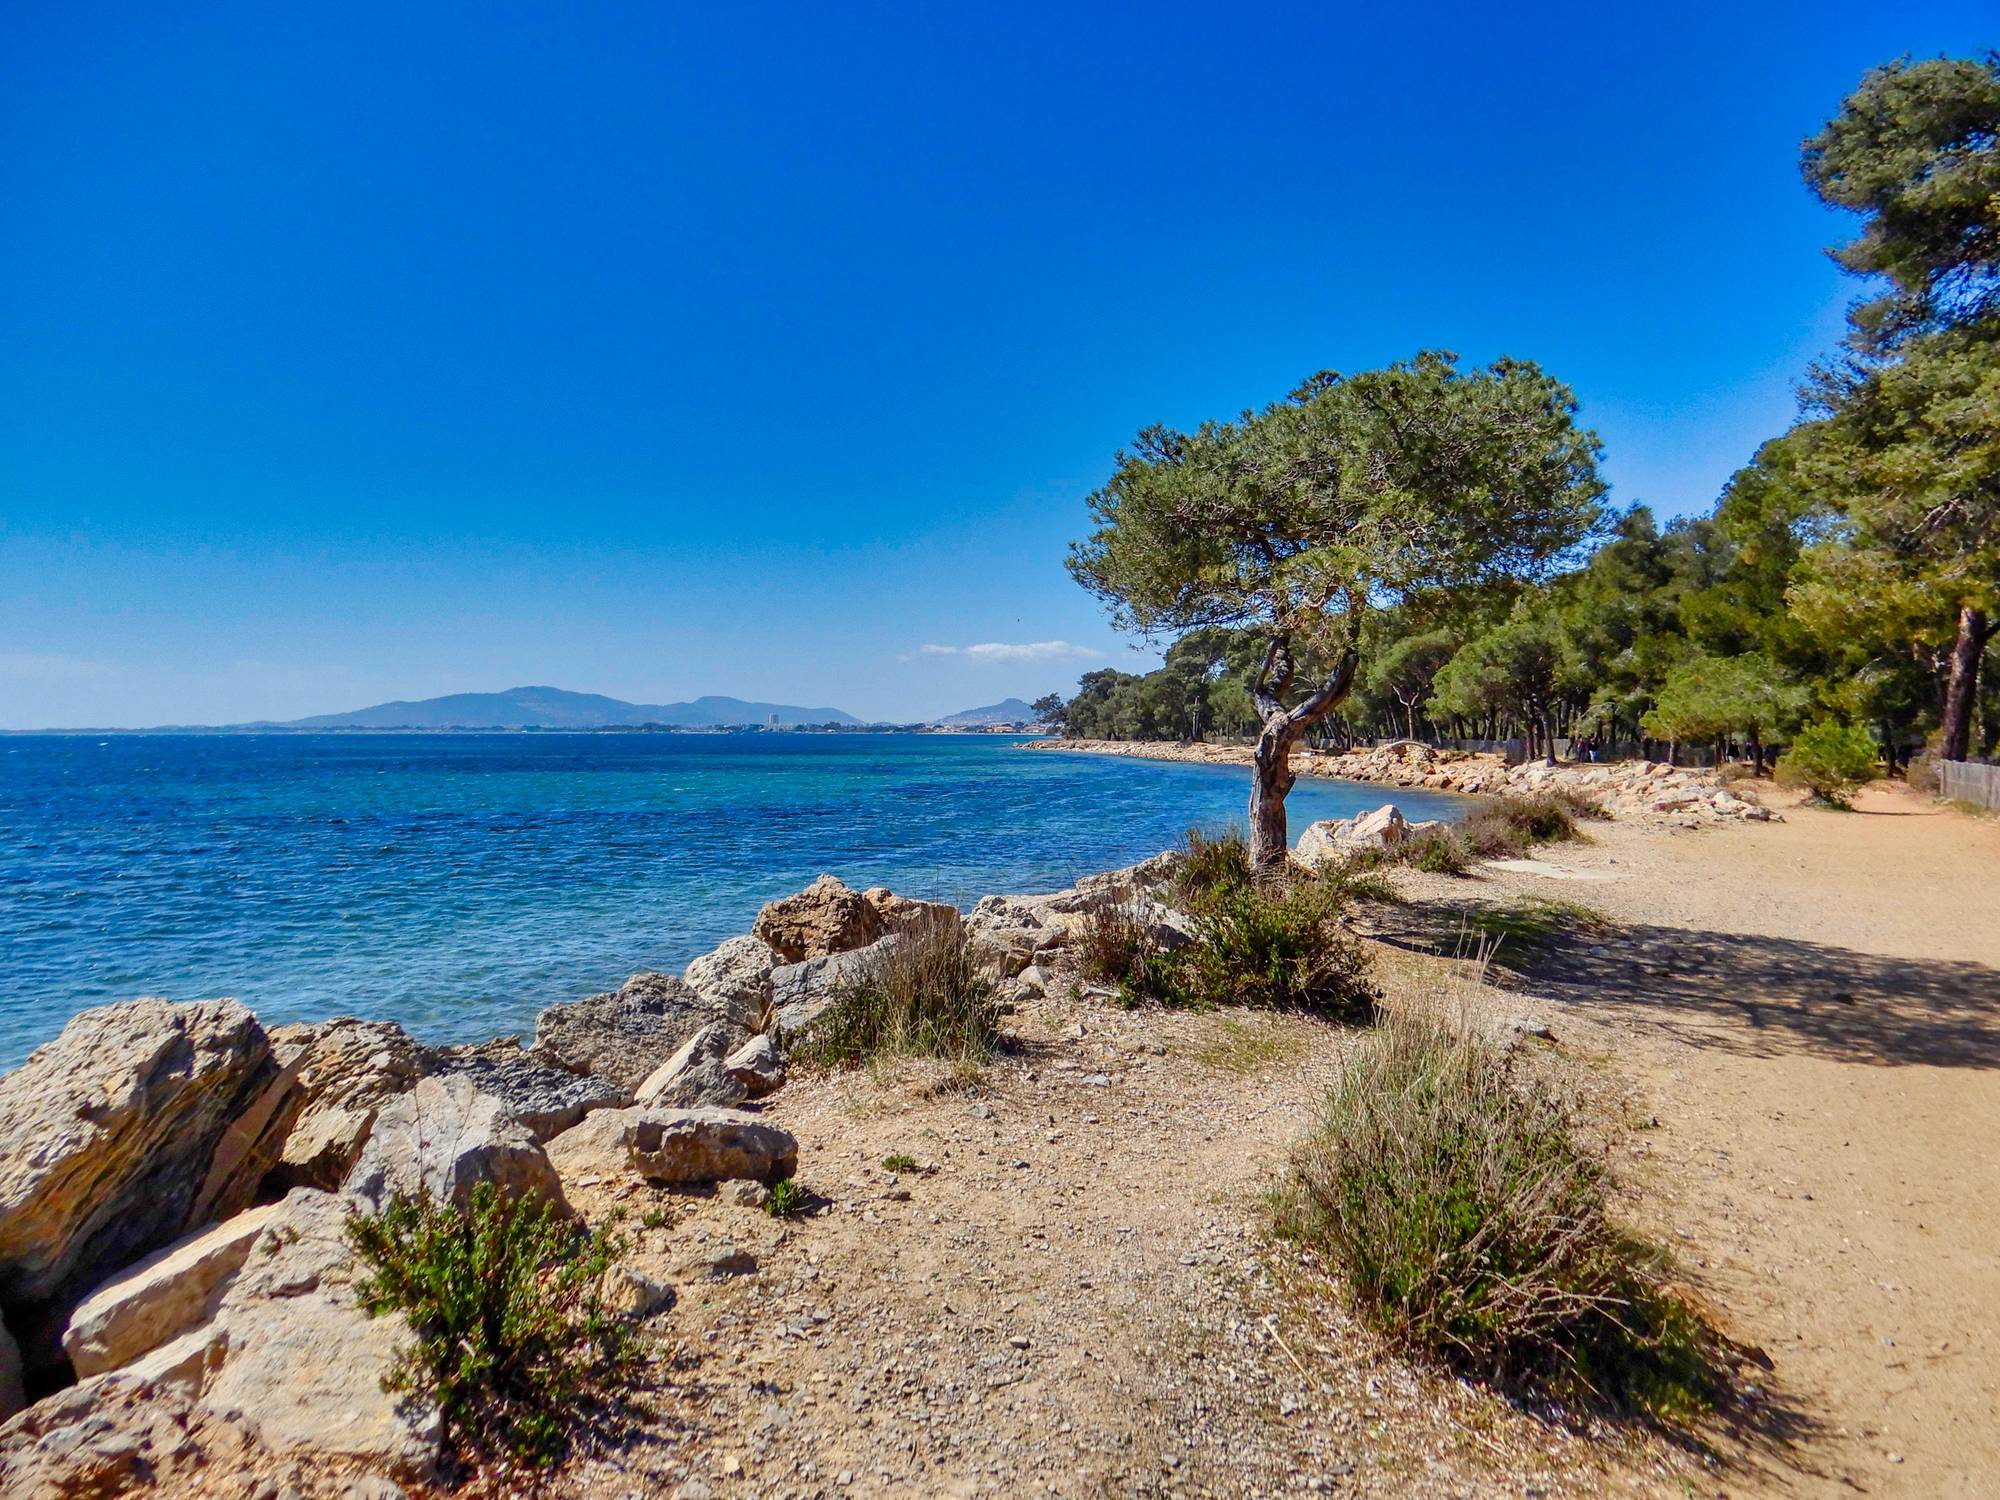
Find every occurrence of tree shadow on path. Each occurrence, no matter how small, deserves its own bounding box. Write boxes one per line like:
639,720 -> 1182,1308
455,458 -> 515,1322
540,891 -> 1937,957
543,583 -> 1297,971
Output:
1371,901 -> 2000,1069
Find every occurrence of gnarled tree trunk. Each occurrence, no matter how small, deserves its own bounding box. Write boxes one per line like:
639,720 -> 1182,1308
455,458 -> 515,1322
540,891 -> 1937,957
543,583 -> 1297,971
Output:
1246,622 -> 1362,872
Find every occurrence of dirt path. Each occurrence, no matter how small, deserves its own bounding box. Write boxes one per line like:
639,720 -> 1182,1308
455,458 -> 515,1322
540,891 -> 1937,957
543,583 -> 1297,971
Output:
1393,782 -> 2000,1498
549,781 -> 2000,1500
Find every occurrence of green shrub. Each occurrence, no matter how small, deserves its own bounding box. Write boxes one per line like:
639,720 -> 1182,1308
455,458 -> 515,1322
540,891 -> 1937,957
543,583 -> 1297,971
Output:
1278,1009 -> 1718,1417
1138,830 -> 1378,1020
793,913 -> 1002,1069
880,1153 -> 920,1173
346,1185 -> 642,1472
1776,720 -> 1880,807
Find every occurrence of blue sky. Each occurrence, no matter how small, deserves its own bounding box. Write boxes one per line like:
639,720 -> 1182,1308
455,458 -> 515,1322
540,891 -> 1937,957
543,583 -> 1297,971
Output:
2,3 -> 1991,727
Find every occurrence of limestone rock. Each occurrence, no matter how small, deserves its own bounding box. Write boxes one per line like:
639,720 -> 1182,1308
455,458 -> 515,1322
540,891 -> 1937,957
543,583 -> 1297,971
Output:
533,971 -> 744,1090
752,874 -> 886,963
1295,803 -> 1409,868
545,1106 -> 798,1187
343,1075 -> 568,1215
603,1265 -> 674,1319
424,1041 -> 631,1141
630,1109 -> 798,1186
544,1107 -> 640,1184
723,1032 -> 785,1097
0,1371 -> 277,1500
265,1018 -> 427,1193
634,1023 -> 748,1110
861,888 -> 960,936
62,1202 -> 281,1379
681,936 -> 781,1027
768,934 -> 901,1034
965,895 -> 1068,975
0,998 -> 299,1373
199,1189 -> 438,1477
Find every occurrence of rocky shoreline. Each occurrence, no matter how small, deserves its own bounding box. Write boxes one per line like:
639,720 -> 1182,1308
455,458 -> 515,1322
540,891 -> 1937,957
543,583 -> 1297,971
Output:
0,853 -> 1203,1497
1025,737 -> 1780,825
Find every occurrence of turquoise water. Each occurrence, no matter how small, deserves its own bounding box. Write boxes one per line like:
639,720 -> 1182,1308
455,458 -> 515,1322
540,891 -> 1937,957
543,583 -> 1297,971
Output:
0,733 -> 1465,1067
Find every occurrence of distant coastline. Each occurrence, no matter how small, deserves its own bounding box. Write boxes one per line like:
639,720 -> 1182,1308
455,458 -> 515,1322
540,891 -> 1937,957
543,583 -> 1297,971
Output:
0,723 -> 1055,737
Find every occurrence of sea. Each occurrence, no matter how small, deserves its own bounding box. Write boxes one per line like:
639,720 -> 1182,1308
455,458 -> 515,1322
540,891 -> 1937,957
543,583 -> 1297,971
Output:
0,733 -> 1467,1068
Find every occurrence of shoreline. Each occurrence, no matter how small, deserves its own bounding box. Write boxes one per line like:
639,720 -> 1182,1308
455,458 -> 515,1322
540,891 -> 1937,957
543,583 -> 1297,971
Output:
1023,735 -> 1778,824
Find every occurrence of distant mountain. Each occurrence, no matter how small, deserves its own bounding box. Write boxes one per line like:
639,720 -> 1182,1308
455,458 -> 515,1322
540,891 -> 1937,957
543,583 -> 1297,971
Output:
282,686 -> 863,729
933,697 -> 1039,727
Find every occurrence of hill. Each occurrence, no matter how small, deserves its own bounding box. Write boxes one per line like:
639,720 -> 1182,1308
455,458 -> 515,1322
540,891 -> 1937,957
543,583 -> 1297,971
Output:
283,686 -> 862,729
933,698 -> 1039,727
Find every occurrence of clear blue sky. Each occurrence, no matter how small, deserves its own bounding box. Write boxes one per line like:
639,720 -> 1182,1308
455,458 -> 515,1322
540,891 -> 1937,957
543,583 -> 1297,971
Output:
2,3 -> 1991,727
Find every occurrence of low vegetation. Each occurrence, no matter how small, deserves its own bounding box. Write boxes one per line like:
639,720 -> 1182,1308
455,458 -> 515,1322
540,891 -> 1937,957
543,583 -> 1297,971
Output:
764,1177 -> 808,1218
1103,830 -> 1379,1020
794,913 -> 1003,1070
1355,790 -> 1599,880
1278,1005 -> 1720,1419
1456,897 -> 1612,962
1775,719 -> 1881,807
346,1184 -> 642,1473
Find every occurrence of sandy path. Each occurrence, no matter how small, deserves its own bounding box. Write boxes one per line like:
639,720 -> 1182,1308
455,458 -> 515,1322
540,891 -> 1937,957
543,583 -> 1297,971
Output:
1402,783 -> 2000,1498
545,777 -> 1998,1500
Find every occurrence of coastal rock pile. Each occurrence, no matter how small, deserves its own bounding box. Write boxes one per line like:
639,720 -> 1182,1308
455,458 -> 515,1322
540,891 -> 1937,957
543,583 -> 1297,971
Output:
1031,738 -> 1779,826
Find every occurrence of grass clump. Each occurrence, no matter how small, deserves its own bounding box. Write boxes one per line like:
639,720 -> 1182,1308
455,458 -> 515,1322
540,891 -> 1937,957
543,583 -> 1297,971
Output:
1128,830 -> 1378,1021
1192,1015 -> 1302,1074
880,1152 -> 920,1173
764,1177 -> 809,1218
1458,897 -> 1611,960
1278,1007 -> 1719,1419
1457,790 -> 1602,859
346,1184 -> 642,1473
793,913 -> 1002,1070
1076,898 -> 1159,999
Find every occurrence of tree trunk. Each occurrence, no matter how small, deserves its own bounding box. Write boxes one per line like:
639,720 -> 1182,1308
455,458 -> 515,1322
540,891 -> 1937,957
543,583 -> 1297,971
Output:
1249,714 -> 1297,871
1750,728 -> 1764,776
1939,604 -> 1991,763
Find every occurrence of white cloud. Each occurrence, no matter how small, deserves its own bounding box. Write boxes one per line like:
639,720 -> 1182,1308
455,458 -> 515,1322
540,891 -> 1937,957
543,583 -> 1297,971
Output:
908,640 -> 1103,664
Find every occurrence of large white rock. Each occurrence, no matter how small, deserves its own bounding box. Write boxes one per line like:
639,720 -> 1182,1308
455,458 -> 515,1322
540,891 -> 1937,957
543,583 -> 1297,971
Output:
62,1202 -> 282,1379
1295,803 -> 1409,868
343,1075 -> 568,1215
0,999 -> 300,1374
752,874 -> 887,963
681,936 -> 782,1026
634,1023 -> 749,1109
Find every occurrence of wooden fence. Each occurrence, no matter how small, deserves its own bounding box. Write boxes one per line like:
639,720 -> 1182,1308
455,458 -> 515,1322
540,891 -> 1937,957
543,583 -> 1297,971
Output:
1937,759 -> 2000,811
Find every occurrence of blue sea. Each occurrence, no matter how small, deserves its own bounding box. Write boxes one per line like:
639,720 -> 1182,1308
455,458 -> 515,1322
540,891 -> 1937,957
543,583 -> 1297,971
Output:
0,733 -> 1466,1068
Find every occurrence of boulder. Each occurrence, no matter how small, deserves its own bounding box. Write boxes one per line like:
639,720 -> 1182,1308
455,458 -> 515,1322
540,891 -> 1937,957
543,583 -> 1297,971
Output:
752,875 -> 886,963
723,1033 -> 785,1097
681,936 -> 781,1026
545,1107 -> 798,1187
630,1109 -> 798,1186
633,1024 -> 748,1110
265,1018 -> 427,1193
861,888 -> 961,935
1295,804 -> 1409,868
343,1076 -> 568,1215
62,1202 -> 282,1379
768,933 -> 901,1034
533,971 -> 743,1091
15,1190 -> 441,1487
197,1189 -> 438,1477
964,895 -> 1068,976
424,1041 -> 631,1141
0,999 -> 300,1373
